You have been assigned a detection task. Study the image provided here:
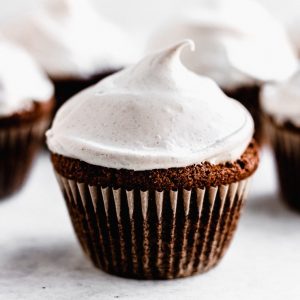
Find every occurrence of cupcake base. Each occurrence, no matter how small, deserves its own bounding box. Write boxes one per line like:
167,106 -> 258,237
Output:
0,100 -> 54,198
55,173 -> 251,279
224,85 -> 263,145
267,118 -> 300,211
52,69 -> 120,111
51,142 -> 258,279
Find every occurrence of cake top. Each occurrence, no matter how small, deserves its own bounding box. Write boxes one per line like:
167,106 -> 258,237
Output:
2,0 -> 140,79
147,0 -> 297,89
0,40 -> 53,117
261,68 -> 300,127
46,40 -> 254,171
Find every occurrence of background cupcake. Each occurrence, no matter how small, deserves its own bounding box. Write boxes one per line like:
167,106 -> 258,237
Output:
0,39 -> 54,198
147,0 -> 298,144
2,0 -> 140,111
46,40 -> 259,279
261,69 -> 300,211
288,18 -> 300,58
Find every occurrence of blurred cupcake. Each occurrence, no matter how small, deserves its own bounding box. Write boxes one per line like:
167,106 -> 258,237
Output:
2,0 -> 139,111
261,69 -> 300,211
288,18 -> 300,58
147,0 -> 297,144
46,40 -> 259,279
0,40 -> 54,198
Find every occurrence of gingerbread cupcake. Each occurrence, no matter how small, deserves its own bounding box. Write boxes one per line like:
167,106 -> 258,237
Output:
0,40 -> 54,198
2,0 -> 139,111
47,40 -> 259,279
147,0 -> 298,144
261,69 -> 300,211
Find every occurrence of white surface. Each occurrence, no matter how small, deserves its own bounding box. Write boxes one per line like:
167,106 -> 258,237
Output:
1,148 -> 300,300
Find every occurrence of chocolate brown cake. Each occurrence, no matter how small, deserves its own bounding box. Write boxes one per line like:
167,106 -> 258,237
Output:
52,142 -> 258,191
51,142 -> 258,279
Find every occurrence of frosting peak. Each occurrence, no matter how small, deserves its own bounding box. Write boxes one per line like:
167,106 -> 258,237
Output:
102,40 -> 200,94
47,40 -> 254,170
147,0 -> 298,89
2,0 -> 140,79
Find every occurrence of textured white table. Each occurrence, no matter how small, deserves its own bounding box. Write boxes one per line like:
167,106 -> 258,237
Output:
1,0 -> 300,299
1,148 -> 300,300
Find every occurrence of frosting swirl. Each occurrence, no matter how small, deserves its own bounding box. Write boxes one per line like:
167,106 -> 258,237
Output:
261,68 -> 300,127
0,40 -> 53,116
46,40 -> 254,171
2,0 -> 139,79
289,18 -> 300,57
147,0 -> 297,89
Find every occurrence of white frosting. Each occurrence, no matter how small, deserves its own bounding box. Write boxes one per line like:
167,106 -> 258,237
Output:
46,40 -> 254,171
288,19 -> 300,57
0,40 -> 53,116
261,68 -> 300,127
147,0 -> 298,89
2,0 -> 139,79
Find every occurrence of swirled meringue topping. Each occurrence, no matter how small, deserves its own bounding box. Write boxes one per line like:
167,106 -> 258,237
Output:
289,18 -> 300,57
0,40 -> 53,116
261,68 -> 300,128
46,40 -> 254,171
2,0 -> 139,79
147,0 -> 298,89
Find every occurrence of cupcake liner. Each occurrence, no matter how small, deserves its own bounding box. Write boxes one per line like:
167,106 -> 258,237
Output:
267,120 -> 300,210
55,173 -> 251,279
0,119 -> 49,198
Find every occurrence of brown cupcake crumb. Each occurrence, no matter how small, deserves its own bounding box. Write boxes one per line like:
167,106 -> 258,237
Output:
51,141 -> 259,191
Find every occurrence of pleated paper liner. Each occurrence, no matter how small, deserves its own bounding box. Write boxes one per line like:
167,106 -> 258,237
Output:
267,119 -> 300,211
0,118 -> 49,198
55,172 -> 251,279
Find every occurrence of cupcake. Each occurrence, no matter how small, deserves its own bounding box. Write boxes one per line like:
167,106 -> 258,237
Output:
46,40 -> 259,279
261,69 -> 300,211
147,0 -> 298,144
2,0 -> 139,111
0,40 -> 54,198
